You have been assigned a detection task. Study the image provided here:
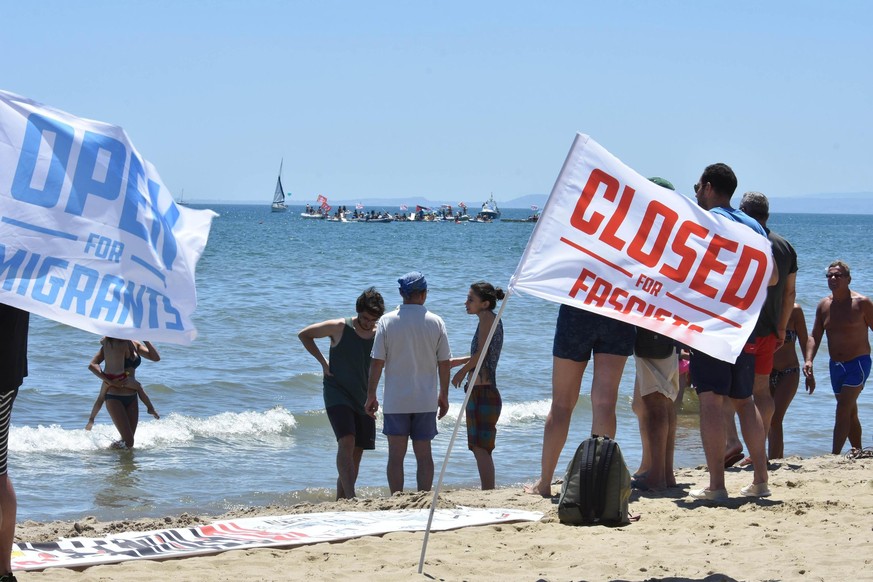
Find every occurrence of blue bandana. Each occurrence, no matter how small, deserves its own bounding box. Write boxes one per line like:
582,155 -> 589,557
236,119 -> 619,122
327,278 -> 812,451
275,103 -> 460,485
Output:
398,271 -> 427,295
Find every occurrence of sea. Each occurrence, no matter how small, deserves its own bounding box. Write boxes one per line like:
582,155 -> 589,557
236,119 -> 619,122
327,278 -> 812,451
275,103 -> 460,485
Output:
10,204 -> 873,522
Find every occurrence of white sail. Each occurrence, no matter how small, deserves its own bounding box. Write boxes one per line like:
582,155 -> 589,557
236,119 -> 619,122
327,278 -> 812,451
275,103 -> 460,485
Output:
271,160 -> 287,212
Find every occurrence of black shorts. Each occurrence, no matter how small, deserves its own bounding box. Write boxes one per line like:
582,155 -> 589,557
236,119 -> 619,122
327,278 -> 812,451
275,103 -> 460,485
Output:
326,405 -> 376,450
690,348 -> 755,399
0,387 -> 19,475
552,304 -> 636,362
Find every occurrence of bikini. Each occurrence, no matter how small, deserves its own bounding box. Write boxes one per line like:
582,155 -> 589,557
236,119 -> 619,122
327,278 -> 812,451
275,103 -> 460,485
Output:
104,371 -> 129,381
124,352 -> 142,370
105,392 -> 137,406
769,329 -> 800,388
104,349 -> 141,405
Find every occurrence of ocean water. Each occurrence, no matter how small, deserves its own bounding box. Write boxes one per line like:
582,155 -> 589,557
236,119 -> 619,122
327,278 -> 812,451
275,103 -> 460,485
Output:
10,204 -> 873,522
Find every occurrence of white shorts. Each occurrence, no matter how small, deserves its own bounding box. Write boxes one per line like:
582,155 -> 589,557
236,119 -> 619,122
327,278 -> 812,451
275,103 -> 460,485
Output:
634,354 -> 680,401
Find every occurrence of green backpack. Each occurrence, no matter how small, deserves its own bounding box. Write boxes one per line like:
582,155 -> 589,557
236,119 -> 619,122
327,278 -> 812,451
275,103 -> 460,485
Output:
558,435 -> 631,525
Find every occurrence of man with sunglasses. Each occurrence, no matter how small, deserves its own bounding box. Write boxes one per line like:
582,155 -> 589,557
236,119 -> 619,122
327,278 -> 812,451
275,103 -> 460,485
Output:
689,163 -> 772,502
805,261 -> 873,454
298,287 -> 386,499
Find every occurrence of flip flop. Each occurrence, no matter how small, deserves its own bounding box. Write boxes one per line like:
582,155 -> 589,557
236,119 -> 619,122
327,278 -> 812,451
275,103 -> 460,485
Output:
724,451 -> 744,468
631,477 -> 651,491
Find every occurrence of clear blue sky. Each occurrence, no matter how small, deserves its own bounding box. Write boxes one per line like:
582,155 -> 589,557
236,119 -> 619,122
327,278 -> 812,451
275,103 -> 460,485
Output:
2,1 -> 871,205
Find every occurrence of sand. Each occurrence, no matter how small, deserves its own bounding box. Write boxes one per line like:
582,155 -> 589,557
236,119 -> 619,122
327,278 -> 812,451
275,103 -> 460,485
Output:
13,453 -> 873,581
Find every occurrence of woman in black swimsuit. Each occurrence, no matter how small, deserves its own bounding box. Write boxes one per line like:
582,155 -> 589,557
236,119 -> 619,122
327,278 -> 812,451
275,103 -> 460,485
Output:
86,338 -> 161,449
769,304 -> 814,459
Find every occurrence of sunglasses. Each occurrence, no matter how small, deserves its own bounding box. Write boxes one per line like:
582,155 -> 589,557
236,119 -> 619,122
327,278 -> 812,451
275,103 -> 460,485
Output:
826,273 -> 847,279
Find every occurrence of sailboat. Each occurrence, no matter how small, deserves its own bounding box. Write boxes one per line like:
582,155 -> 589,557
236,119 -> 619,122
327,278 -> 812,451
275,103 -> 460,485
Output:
271,160 -> 288,212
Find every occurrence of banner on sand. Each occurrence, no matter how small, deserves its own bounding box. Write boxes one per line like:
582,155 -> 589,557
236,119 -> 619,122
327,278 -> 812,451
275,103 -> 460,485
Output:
12,507 -> 543,571
510,134 -> 773,362
0,90 -> 216,345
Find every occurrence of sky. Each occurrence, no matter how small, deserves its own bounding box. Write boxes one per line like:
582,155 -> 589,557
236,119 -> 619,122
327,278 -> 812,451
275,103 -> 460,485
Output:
2,1 -> 871,206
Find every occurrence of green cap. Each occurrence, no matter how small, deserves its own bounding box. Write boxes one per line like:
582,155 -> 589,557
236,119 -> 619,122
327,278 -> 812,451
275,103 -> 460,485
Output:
649,176 -> 675,191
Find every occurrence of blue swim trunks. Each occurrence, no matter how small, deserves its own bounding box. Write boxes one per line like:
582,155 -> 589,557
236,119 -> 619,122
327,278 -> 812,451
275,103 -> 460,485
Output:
382,411 -> 438,440
829,354 -> 871,394
552,304 -> 636,362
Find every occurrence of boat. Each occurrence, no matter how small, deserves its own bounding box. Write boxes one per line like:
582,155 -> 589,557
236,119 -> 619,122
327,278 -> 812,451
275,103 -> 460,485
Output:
176,188 -> 188,206
456,202 -> 470,221
357,212 -> 394,223
503,207 -> 540,223
502,215 -> 539,223
301,203 -> 327,219
479,194 -> 501,220
271,160 -> 287,212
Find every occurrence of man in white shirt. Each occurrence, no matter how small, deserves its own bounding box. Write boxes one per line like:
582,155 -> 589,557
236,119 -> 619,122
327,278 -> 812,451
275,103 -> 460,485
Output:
366,272 -> 451,493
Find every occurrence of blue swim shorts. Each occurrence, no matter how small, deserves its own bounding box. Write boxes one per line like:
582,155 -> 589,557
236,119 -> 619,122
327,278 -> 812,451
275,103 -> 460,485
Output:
552,304 -> 636,362
691,347 -> 755,399
382,411 -> 438,440
829,354 -> 871,394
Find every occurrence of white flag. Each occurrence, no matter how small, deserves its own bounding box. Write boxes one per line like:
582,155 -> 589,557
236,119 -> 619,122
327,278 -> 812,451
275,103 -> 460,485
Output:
510,134 -> 773,362
0,90 -> 216,345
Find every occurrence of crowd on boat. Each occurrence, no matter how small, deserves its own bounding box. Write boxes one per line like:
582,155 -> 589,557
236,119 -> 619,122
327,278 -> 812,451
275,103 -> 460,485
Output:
299,202 -> 507,223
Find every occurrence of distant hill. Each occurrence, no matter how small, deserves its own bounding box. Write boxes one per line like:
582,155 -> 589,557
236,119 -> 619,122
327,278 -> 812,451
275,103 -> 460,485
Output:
768,193 -> 873,215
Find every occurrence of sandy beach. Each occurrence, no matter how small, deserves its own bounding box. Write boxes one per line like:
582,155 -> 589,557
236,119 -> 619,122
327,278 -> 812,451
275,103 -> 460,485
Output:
11,453 -> 872,581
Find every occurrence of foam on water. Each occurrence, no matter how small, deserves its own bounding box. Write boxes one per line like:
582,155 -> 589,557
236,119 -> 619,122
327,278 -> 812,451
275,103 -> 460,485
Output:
11,407 -> 297,453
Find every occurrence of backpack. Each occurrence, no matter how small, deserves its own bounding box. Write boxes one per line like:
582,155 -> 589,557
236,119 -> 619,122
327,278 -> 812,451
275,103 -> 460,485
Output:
558,435 -> 631,526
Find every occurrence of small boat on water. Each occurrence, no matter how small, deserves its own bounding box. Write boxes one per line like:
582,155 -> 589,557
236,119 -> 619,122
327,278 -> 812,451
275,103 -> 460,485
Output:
271,160 -> 288,212
301,203 -> 327,219
479,194 -> 501,220
349,209 -> 396,222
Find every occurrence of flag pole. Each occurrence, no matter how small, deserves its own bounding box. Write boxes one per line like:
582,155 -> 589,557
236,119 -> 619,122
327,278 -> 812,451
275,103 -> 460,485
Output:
418,136 -> 581,573
417,289 -> 513,573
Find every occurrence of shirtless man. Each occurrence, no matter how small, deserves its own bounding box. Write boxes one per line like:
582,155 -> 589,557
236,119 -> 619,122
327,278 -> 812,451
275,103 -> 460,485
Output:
804,261 -> 873,455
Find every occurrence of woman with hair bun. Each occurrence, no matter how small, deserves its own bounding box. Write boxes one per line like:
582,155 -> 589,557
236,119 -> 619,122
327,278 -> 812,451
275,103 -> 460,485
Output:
451,281 -> 505,489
